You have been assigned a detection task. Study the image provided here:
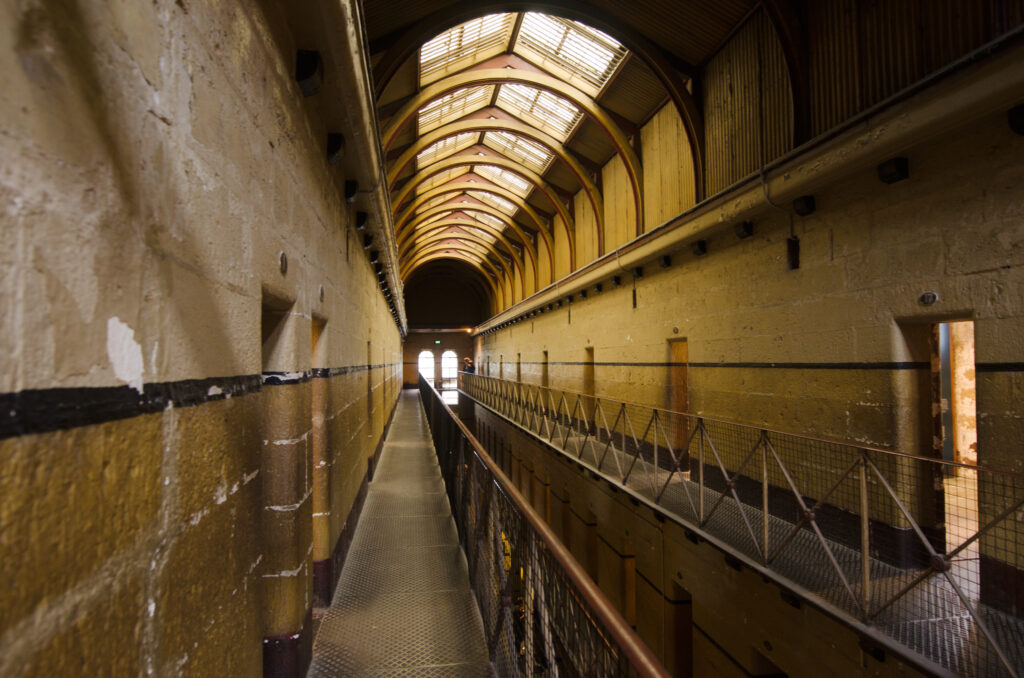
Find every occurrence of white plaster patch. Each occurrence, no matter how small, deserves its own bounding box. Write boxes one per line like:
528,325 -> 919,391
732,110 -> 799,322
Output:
107,317 -> 144,393
207,385 -> 223,397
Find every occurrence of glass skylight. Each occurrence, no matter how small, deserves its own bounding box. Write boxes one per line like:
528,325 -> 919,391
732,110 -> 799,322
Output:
422,194 -> 460,211
475,165 -> 532,197
417,86 -> 494,134
468,190 -> 517,216
472,211 -> 507,230
416,167 -> 470,194
495,84 -> 582,141
460,224 -> 498,243
416,132 -> 479,170
482,131 -> 554,174
514,13 -> 627,95
419,14 -> 516,85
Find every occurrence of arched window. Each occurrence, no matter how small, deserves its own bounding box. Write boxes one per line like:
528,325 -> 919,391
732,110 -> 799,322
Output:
440,350 -> 458,389
418,350 -> 435,386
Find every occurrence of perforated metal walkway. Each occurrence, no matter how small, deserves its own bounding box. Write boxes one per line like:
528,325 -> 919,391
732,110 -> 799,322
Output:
309,390 -> 492,677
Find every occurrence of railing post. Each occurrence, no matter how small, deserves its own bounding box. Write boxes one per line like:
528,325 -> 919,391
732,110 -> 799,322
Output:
762,431 -> 770,564
860,452 -> 871,619
698,419 -> 705,524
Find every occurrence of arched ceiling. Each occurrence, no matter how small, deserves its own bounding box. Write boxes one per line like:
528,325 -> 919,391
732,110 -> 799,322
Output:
367,0 -> 775,321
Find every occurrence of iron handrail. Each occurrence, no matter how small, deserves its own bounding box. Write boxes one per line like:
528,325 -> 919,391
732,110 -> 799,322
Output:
459,372 -> 1022,477
459,372 -> 1024,678
419,375 -> 670,678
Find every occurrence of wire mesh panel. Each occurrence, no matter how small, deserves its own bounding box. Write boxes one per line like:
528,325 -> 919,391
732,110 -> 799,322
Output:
458,373 -> 1024,678
421,377 -> 669,678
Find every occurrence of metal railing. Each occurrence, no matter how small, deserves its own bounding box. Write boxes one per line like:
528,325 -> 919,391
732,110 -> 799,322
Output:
459,372 -> 1024,678
419,375 -> 669,678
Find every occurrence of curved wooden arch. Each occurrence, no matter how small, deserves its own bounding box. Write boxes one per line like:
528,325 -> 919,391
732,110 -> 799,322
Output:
402,242 -> 504,284
405,252 -> 505,311
397,214 -> 540,274
403,251 -> 507,311
401,225 -> 530,296
405,231 -> 521,286
762,0 -> 809,146
393,153 -> 576,268
402,242 -> 516,301
372,1 -> 704,199
397,182 -> 551,251
399,217 -> 527,271
405,258 -> 496,309
388,118 -> 607,252
400,202 -> 542,282
386,69 -> 643,240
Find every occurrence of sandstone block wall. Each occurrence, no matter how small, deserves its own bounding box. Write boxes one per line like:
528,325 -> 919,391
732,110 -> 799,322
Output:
0,1 -> 400,675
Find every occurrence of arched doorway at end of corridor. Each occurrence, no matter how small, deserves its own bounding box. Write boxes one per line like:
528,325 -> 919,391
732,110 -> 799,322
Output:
418,350 -> 435,387
441,350 -> 458,391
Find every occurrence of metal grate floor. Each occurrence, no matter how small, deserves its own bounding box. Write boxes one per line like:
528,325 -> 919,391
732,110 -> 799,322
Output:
309,391 -> 492,677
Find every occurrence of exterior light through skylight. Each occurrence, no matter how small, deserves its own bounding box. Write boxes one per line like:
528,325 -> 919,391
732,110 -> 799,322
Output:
419,13 -> 516,85
514,13 -> 627,94
417,86 -> 493,134
483,131 -> 553,174
475,165 -> 531,197
416,132 -> 479,170
495,84 -> 582,141
468,190 -> 517,215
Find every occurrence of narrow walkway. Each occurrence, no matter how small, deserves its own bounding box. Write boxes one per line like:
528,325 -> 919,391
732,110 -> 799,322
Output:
309,390 -> 491,677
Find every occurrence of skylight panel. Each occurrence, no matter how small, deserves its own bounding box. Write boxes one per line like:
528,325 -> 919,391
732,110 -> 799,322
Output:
416,132 -> 479,170
412,211 -> 450,230
423,194 -> 459,211
474,165 -> 532,198
514,13 -> 627,95
468,190 -> 517,216
482,131 -> 554,174
472,211 -> 506,230
495,84 -> 582,141
461,224 -> 498,243
419,14 -> 516,86
417,86 -> 494,135
416,167 -> 470,194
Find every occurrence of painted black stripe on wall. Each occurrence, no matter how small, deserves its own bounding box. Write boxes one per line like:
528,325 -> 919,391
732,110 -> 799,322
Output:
0,362 -> 405,440
312,363 -> 401,378
262,371 -> 312,385
976,363 -> 1024,372
0,375 -> 261,440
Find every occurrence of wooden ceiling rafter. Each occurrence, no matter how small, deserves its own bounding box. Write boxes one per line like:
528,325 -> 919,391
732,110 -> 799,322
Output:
400,201 -> 548,282
402,227 -> 531,294
392,151 -> 575,268
388,117 -> 605,252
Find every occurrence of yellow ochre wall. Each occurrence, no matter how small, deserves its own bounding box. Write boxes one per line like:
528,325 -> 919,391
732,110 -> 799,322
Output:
0,1 -> 400,676
478,108 -> 1024,462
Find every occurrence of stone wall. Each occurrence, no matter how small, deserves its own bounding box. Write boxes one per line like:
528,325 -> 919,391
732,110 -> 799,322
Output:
0,1 -> 400,675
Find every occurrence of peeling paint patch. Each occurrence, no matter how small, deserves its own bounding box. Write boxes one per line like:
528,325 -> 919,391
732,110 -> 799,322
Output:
107,317 -> 144,392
